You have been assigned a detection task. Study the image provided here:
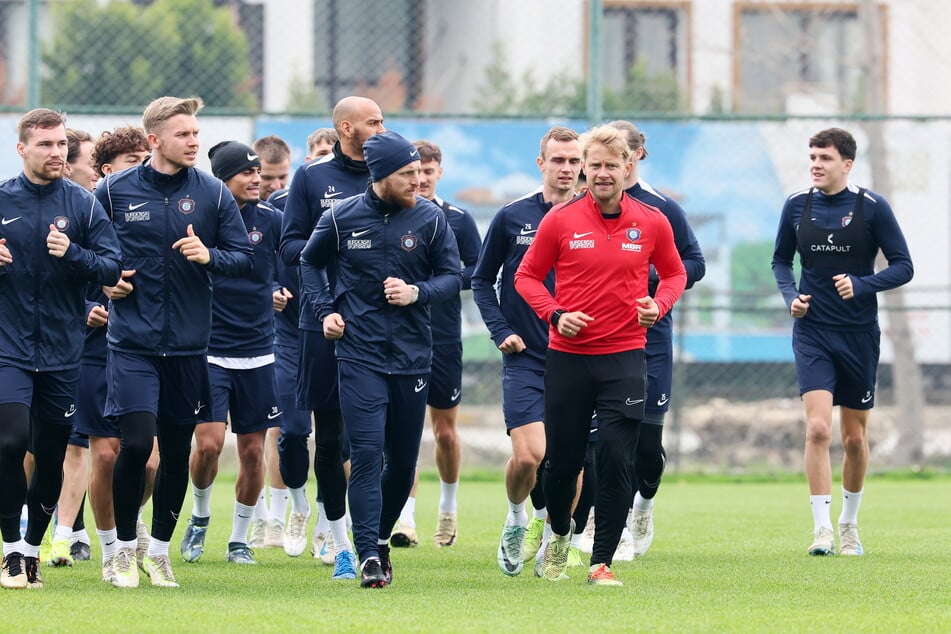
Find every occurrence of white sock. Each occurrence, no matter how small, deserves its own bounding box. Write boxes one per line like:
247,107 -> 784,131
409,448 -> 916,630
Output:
570,532 -> 582,548
399,497 -> 417,527
54,523 -> 72,542
147,537 -> 170,559
21,542 -> 40,558
288,486 -> 310,515
252,489 -> 268,521
192,484 -> 213,519
97,528 -> 118,563
315,501 -> 330,534
137,506 -> 146,523
269,487 -> 289,524
117,538 -> 137,553
506,500 -> 527,527
838,488 -> 863,525
810,495 -> 833,530
229,502 -> 255,545
330,517 -> 352,554
533,507 -> 548,521
633,491 -> 653,513
438,481 -> 458,514
71,528 -> 90,545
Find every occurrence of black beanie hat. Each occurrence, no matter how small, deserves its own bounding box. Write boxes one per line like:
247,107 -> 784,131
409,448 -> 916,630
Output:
208,140 -> 261,182
364,131 -> 420,182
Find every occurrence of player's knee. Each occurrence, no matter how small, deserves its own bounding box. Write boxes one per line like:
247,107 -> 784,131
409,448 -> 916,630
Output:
805,418 -> 833,445
841,430 -> 867,455
432,423 -> 457,448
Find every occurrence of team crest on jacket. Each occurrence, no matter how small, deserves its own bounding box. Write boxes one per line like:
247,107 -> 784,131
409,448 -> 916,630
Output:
626,228 -> 641,241
178,198 -> 196,214
52,216 -> 69,231
841,213 -> 853,227
248,230 -> 263,245
400,233 -> 418,251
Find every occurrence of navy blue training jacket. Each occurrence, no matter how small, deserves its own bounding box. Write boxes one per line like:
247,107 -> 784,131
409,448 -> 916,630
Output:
95,162 -> 253,355
209,200 -> 282,358
0,174 -> 121,370
300,188 -> 462,375
280,142 -> 371,332
471,190 -> 555,369
430,196 -> 481,345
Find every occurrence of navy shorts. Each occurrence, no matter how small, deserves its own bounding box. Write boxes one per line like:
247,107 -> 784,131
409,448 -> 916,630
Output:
501,364 -> 545,432
275,342 -> 312,437
644,338 -> 673,423
296,329 -> 339,412
73,362 -> 117,439
104,350 -> 211,424
0,363 -> 80,425
428,342 -> 463,409
793,322 -> 880,410
208,362 -> 282,434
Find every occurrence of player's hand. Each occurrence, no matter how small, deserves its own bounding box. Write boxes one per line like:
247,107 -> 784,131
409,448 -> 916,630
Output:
47,224 -> 71,258
558,311 -> 593,338
323,312 -> 346,340
791,293 -> 811,318
383,277 -> 416,306
86,305 -> 109,327
273,287 -> 293,312
636,296 -> 659,328
171,224 -> 210,265
103,269 -> 136,300
0,238 -> 11,265
498,334 -> 526,354
833,274 -> 854,300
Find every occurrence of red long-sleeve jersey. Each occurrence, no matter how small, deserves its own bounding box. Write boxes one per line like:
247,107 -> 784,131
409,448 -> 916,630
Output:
514,192 -> 686,355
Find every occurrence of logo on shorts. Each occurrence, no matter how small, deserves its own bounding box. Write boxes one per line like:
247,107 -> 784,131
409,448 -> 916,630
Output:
248,230 -> 263,245
194,401 -> 205,415
52,216 -> 70,231
414,378 -> 427,393
451,388 -> 461,402
860,390 -> 873,404
267,406 -> 282,420
625,398 -> 644,406
64,403 -> 77,418
400,233 -> 419,252
178,198 -> 196,214
656,394 -> 669,406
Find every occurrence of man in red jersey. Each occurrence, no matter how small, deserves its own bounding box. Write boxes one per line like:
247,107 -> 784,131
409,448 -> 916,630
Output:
514,124 -> 686,587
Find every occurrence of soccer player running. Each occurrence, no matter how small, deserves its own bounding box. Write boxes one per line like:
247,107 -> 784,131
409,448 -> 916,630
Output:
45,128 -> 102,567
300,131 -> 462,588
771,127 -> 913,556
609,120 -> 705,559
391,140 -> 482,548
279,96 -> 385,563
514,125 -> 686,586
95,96 -> 253,588
0,109 -> 121,590
76,126 -> 155,582
179,142 -> 283,566
471,127 -> 582,577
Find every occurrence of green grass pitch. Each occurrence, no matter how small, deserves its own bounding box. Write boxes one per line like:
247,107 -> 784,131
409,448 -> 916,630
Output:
6,471 -> 950,633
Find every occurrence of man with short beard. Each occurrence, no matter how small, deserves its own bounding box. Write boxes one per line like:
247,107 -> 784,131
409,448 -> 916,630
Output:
0,108 -> 121,590
300,131 -> 461,588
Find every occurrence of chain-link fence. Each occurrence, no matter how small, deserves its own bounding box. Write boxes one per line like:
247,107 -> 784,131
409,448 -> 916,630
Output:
1,0 -> 948,117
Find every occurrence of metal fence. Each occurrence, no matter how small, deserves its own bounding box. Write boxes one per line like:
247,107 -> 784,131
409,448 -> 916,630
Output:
3,0 -> 949,118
